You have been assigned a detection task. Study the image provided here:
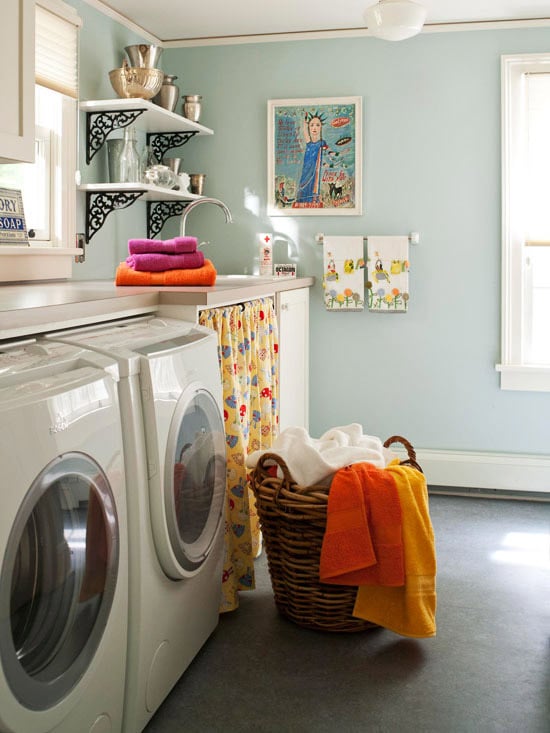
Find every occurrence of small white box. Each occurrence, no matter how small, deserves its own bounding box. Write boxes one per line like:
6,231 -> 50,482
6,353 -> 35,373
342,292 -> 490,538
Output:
274,263 -> 297,278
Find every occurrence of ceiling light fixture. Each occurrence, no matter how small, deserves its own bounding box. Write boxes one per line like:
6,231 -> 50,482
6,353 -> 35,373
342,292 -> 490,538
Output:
364,0 -> 427,41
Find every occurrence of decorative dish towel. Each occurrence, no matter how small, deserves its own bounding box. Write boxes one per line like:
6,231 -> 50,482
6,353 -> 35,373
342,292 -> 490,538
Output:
367,236 -> 410,312
323,236 -> 365,311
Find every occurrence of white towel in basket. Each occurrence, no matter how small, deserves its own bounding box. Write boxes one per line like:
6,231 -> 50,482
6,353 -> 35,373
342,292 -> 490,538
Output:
246,423 -> 396,486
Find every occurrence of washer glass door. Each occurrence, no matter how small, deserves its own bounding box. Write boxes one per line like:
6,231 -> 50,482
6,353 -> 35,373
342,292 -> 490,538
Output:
163,386 -> 226,576
0,452 -> 119,710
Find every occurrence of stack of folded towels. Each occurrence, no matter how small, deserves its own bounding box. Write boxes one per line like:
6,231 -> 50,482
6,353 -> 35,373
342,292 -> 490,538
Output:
115,236 -> 217,286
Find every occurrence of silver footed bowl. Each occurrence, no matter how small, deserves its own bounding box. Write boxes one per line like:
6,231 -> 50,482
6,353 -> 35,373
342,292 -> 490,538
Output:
109,66 -> 164,100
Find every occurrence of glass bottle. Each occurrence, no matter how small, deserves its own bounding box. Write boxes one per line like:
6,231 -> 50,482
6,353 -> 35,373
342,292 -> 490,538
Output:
119,126 -> 141,183
141,144 -> 158,183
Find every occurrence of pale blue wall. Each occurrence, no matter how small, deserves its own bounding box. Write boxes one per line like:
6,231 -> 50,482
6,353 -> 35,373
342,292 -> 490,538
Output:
71,0 -> 149,276
71,0 -> 550,455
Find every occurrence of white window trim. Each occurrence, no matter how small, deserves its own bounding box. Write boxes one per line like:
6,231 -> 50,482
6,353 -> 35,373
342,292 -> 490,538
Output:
0,0 -> 81,283
497,53 -> 550,392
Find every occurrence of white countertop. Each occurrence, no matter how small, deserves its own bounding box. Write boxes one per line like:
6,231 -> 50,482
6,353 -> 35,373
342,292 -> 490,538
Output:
0,277 -> 314,340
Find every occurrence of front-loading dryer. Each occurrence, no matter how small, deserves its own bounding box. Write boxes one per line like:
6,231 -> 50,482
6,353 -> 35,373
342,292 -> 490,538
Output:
46,317 -> 226,733
0,339 -> 128,733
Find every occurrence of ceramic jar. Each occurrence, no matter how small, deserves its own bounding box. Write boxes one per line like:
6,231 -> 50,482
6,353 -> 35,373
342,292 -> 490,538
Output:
182,95 -> 202,122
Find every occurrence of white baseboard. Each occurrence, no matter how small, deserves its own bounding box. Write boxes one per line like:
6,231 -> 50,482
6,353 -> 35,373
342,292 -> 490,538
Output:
396,448 -> 550,495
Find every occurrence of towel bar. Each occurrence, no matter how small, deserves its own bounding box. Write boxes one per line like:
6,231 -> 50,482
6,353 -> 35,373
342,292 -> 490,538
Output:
315,232 -> 420,245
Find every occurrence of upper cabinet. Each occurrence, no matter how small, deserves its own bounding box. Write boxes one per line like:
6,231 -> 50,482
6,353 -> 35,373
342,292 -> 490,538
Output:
0,0 -> 35,164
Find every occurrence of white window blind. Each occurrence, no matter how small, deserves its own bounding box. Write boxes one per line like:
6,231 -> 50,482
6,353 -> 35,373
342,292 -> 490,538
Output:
525,73 -> 550,244
35,1 -> 81,98
498,54 -> 550,390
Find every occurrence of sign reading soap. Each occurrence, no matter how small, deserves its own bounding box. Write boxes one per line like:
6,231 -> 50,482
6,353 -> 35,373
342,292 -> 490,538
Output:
0,188 -> 29,246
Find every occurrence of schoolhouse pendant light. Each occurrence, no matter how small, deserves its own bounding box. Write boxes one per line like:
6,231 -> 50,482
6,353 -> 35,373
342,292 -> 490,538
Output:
364,0 -> 427,41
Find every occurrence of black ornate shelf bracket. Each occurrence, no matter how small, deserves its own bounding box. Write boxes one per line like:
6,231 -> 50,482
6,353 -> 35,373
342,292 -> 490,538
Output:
86,109 -> 146,164
147,131 -> 199,163
86,190 -> 144,242
147,200 -> 191,239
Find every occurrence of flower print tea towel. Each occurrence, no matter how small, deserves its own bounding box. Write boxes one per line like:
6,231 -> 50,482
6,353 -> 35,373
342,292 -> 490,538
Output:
367,236 -> 410,312
323,236 -> 365,311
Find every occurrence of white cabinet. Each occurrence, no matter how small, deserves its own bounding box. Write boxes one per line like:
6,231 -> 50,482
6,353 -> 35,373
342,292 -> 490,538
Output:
277,287 -> 309,432
0,0 -> 34,163
156,286 -> 311,433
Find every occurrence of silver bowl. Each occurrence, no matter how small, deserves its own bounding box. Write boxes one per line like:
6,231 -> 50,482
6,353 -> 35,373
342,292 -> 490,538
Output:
109,66 -> 164,100
124,44 -> 163,69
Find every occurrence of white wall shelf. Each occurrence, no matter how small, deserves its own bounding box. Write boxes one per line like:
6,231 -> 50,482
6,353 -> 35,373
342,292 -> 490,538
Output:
78,182 -> 203,202
80,99 -> 214,136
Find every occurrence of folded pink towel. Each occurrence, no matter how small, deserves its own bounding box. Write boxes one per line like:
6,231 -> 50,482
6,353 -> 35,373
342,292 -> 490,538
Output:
128,236 -> 198,255
126,251 -> 205,272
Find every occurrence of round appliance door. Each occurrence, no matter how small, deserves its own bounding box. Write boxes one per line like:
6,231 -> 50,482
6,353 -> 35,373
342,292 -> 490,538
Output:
0,452 -> 119,711
156,384 -> 226,579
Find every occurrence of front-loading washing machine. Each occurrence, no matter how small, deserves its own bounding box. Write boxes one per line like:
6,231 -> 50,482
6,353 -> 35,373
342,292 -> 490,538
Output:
0,339 -> 128,733
46,316 -> 226,733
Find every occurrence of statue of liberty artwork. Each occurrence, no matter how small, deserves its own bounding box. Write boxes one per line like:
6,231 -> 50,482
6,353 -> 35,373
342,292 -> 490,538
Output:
268,96 -> 362,216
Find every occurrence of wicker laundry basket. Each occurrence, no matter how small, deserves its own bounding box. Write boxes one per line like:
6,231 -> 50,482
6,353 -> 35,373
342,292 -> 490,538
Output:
249,436 -> 422,632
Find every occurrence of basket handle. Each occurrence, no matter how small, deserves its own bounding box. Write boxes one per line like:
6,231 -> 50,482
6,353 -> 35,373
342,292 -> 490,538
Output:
383,435 -> 423,473
255,452 -> 294,482
253,452 -> 297,504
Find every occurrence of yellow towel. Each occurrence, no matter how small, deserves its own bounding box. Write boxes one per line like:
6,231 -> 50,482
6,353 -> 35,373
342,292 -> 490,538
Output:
353,461 -> 437,638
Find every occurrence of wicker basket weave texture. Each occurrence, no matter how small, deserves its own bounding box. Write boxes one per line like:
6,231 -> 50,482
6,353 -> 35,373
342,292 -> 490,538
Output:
250,435 -> 421,633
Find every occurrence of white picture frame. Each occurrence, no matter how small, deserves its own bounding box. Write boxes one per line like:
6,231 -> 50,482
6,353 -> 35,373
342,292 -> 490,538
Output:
267,96 -> 362,216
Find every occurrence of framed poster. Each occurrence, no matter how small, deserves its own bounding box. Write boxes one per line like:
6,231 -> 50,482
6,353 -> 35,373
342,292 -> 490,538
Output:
0,188 -> 29,245
267,96 -> 362,216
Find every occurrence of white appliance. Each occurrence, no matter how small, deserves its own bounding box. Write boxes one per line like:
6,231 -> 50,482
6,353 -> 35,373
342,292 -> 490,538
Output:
0,340 -> 128,733
46,317 -> 226,733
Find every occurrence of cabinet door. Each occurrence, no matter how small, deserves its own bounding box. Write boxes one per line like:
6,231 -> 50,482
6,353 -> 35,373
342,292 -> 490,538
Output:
0,0 -> 34,164
277,287 -> 309,432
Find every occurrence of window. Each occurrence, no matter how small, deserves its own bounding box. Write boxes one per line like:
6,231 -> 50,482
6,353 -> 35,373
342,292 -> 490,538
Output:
0,0 -> 79,251
498,54 -> 550,391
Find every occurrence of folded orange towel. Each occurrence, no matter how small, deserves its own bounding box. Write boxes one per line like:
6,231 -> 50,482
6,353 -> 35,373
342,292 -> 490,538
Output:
115,259 -> 217,286
353,462 -> 437,638
319,463 -> 404,587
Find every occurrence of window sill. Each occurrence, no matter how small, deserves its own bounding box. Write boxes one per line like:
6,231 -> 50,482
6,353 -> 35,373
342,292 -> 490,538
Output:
0,247 -> 83,283
495,363 -> 550,392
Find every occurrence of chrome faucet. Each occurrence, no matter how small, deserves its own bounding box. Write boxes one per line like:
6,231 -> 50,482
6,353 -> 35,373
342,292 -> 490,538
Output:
179,197 -> 233,237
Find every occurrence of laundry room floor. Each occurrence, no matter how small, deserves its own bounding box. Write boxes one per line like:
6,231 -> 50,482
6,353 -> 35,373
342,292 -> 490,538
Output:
143,494 -> 550,733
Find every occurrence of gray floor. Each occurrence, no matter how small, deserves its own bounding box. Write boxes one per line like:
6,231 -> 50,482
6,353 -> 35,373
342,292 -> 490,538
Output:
144,495 -> 550,732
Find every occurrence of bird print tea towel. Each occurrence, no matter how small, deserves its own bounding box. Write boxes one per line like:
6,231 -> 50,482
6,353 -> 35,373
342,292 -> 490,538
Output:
367,236 -> 410,312
323,236 -> 365,311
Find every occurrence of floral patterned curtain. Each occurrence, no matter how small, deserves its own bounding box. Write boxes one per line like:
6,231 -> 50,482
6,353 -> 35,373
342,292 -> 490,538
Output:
199,297 -> 279,613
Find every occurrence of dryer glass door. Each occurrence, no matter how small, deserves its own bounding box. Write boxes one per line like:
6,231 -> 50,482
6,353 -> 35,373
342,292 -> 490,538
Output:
163,386 -> 226,576
0,452 -> 119,710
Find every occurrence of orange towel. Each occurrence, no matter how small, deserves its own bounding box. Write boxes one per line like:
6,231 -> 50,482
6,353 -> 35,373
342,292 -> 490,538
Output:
319,465 -> 376,583
353,462 -> 437,638
319,463 -> 404,587
115,258 -> 217,286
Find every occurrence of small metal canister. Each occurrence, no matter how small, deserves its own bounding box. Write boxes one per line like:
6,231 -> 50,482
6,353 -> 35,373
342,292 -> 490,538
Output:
182,95 -> 202,122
